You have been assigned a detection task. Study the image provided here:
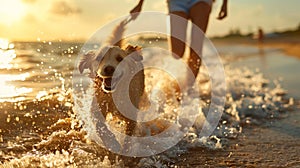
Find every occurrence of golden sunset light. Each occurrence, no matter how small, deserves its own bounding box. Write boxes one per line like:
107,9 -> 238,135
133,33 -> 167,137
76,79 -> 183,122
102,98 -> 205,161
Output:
0,0 -> 26,25
0,0 -> 300,167
0,0 -> 299,41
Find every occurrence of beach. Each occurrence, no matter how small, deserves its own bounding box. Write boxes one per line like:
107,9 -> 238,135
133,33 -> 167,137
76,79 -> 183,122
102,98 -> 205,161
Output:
175,38 -> 300,167
0,0 -> 299,166
185,37 -> 300,167
176,108 -> 300,167
212,34 -> 300,58
0,38 -> 299,167
263,42 -> 300,58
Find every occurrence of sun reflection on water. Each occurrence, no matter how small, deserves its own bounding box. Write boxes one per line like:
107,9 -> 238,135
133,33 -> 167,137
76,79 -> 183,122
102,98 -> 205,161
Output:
0,39 -> 16,69
0,50 -> 16,69
0,39 -> 33,102
0,73 -> 32,102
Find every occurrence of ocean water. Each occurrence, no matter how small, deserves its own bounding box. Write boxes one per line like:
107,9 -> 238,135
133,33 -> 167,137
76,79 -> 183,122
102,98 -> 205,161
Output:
0,39 -> 297,167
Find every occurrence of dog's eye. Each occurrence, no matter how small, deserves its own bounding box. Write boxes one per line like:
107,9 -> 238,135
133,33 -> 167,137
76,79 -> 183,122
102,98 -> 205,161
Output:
116,55 -> 123,62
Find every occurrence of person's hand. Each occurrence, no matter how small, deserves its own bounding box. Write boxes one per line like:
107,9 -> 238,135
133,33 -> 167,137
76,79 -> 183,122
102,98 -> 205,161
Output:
217,0 -> 227,20
130,1 -> 143,20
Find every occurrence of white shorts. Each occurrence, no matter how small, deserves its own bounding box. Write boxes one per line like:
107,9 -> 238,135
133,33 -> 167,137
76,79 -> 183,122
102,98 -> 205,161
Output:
167,0 -> 213,14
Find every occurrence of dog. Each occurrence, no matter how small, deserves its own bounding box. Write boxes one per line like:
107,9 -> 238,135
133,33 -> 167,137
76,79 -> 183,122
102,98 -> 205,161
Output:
79,44 -> 144,137
78,17 -> 146,139
78,19 -> 177,152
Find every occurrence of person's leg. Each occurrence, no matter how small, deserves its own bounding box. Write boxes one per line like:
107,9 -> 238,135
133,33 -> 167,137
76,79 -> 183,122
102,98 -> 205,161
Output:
169,11 -> 189,58
168,11 -> 189,98
189,2 -> 212,78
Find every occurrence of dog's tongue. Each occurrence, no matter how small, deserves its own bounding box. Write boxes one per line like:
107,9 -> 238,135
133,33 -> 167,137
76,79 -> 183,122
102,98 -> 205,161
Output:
103,78 -> 112,88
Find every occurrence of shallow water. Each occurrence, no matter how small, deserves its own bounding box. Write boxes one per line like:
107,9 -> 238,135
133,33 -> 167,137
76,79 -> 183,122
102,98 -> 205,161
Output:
218,44 -> 300,99
237,51 -> 300,99
0,41 -> 80,102
0,40 -> 297,167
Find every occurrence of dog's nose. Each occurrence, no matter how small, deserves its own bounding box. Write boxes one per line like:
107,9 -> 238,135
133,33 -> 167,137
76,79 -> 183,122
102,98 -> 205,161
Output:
103,65 -> 115,75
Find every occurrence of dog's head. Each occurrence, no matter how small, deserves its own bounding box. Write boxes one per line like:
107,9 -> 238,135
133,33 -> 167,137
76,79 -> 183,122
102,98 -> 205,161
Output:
79,45 -> 142,93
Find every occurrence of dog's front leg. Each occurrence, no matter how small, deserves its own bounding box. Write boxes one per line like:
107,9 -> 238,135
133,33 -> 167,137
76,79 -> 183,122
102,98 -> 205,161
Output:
122,118 -> 137,154
91,96 -> 122,152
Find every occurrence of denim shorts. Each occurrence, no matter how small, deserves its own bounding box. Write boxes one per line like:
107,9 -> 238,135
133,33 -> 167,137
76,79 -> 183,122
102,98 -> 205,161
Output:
167,0 -> 213,14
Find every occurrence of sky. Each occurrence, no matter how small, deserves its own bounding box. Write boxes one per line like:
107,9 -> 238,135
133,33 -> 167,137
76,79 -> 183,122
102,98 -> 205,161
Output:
0,0 -> 299,41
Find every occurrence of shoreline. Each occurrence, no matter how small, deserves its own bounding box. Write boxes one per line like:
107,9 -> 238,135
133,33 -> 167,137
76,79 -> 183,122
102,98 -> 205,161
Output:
262,42 -> 300,58
212,37 -> 300,59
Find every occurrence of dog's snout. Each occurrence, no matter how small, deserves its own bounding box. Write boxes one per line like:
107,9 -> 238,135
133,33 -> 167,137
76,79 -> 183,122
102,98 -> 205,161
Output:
104,65 -> 115,75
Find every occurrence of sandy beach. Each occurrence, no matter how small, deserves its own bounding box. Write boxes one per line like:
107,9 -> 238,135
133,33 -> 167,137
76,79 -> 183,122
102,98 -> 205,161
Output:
0,0 -> 299,167
176,107 -> 300,167
212,35 -> 300,59
263,42 -> 300,58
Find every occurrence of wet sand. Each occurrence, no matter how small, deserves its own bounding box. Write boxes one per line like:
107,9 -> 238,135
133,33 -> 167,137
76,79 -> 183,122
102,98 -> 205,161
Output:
264,42 -> 300,58
257,42 -> 300,59
212,37 -> 300,59
176,108 -> 300,167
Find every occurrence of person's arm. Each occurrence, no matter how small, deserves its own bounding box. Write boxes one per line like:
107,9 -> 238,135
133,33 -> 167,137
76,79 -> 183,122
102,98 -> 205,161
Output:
130,0 -> 144,20
217,0 -> 228,20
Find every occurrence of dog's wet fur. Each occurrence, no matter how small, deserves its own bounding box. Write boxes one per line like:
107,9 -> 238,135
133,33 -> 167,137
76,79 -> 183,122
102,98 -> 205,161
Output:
79,44 -> 144,137
78,19 -> 172,153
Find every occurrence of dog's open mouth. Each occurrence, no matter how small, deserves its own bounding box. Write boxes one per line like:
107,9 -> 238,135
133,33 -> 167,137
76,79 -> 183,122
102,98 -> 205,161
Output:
102,77 -> 114,92
101,74 -> 122,92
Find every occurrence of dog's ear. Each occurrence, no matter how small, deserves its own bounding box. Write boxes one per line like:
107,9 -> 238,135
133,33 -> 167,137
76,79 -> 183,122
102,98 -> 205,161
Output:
125,45 -> 143,62
132,54 -> 143,62
125,45 -> 141,53
79,50 -> 96,74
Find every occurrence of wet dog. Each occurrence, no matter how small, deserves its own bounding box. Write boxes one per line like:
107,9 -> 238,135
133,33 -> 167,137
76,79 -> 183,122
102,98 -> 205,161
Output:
79,44 -> 144,137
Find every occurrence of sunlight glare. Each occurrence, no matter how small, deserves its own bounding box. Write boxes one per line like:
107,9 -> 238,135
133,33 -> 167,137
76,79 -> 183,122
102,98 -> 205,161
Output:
0,39 -> 16,69
0,73 -> 32,102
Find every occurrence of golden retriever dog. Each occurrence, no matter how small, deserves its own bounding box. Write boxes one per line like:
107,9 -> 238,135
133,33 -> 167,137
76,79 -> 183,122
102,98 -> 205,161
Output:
78,18 -> 145,139
78,19 -> 175,154
79,44 -> 144,137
